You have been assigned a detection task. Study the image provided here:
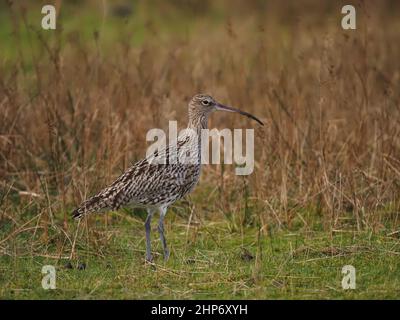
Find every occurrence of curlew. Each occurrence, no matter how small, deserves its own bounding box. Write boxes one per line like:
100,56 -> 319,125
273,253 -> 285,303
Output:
72,94 -> 263,262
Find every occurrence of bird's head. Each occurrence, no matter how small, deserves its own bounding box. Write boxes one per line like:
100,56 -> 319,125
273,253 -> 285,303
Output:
188,94 -> 264,127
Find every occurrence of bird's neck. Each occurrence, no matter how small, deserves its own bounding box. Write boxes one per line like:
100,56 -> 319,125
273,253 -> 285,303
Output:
187,113 -> 208,132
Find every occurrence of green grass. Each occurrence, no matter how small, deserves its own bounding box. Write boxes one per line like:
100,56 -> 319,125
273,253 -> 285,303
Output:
0,1 -> 222,64
1,213 -> 399,299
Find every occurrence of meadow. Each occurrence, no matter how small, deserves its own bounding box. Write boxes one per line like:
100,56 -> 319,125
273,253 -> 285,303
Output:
1,0 -> 400,299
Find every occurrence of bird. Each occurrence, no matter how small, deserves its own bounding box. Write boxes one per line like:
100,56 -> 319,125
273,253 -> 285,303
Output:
72,94 -> 263,262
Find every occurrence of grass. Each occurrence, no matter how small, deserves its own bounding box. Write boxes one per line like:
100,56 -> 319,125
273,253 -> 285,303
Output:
1,209 -> 400,299
1,1 -> 400,299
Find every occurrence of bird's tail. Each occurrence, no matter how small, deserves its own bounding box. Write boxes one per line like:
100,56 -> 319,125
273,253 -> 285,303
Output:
72,194 -> 109,219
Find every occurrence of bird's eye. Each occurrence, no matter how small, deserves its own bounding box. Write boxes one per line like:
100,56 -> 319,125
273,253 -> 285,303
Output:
202,99 -> 210,106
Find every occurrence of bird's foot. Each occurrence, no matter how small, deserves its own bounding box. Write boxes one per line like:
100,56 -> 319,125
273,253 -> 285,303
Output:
163,249 -> 170,261
145,254 -> 153,263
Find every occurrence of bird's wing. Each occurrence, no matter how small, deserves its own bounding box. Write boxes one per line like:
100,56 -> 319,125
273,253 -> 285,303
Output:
72,138 -> 193,218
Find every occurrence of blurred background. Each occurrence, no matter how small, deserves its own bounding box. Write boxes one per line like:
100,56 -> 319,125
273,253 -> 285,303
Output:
2,0 -> 400,228
1,0 -> 400,298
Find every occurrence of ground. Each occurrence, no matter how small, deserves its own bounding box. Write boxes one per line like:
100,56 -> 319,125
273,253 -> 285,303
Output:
1,211 -> 399,299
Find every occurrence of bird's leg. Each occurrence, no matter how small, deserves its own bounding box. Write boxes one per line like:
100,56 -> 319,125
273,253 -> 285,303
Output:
158,206 -> 170,261
144,209 -> 154,262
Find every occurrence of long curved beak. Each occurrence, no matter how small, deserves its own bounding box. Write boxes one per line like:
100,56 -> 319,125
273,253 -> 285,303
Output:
215,103 -> 264,126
